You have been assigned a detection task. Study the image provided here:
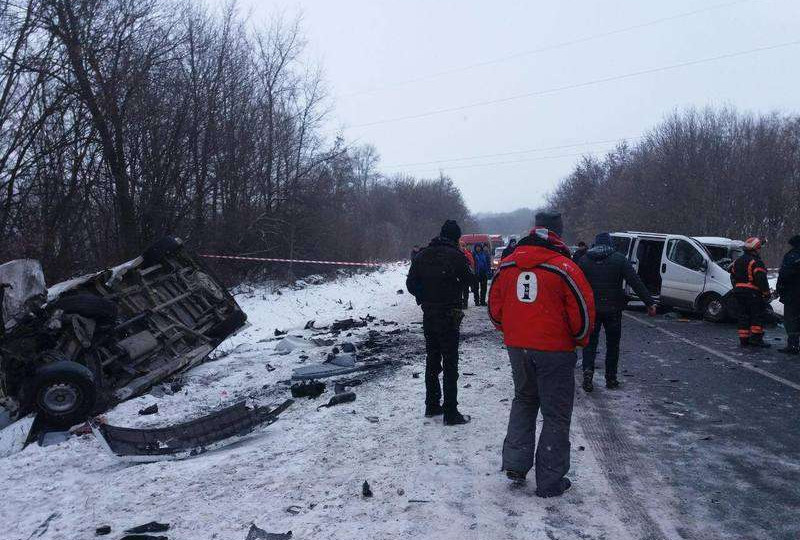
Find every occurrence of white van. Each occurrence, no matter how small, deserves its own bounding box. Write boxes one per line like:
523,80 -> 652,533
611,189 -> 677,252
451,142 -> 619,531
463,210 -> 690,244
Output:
609,231 -> 771,322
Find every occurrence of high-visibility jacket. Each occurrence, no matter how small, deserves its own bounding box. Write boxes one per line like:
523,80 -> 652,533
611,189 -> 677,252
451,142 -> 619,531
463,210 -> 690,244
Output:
730,252 -> 770,297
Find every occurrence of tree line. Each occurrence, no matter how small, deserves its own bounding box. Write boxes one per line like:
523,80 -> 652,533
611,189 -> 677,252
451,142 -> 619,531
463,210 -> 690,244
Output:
0,0 -> 471,283
547,107 -> 800,265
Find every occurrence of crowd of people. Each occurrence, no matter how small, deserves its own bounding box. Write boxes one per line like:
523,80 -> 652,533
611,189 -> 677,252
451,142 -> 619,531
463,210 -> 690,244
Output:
405,213 -> 800,498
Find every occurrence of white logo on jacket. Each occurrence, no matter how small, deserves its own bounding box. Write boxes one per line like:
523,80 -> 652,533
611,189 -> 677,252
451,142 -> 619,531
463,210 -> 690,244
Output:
516,272 -> 537,303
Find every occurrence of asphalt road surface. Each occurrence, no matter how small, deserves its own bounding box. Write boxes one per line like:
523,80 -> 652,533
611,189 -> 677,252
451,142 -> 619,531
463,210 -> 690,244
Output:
576,307 -> 800,540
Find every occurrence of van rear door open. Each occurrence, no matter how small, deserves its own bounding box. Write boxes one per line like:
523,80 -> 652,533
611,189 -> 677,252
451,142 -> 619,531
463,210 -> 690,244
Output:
660,236 -> 708,309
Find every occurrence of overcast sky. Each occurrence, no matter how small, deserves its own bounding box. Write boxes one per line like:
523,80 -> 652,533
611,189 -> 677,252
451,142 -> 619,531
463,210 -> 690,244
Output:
231,0 -> 799,213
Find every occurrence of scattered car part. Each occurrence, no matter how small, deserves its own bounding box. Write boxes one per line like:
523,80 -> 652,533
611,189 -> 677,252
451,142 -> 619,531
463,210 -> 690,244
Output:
138,404 -> 159,416
0,414 -> 34,458
92,399 -> 293,461
120,535 -> 166,540
362,480 -> 373,498
274,336 -> 314,354
95,525 -> 111,536
246,524 -> 292,540
290,381 -> 326,399
292,360 -> 393,381
125,522 -> 169,534
318,391 -> 356,409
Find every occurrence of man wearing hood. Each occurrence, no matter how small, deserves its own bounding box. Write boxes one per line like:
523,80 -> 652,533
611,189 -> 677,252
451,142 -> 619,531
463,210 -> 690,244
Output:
776,235 -> 800,355
578,232 -> 656,392
489,211 -> 595,498
501,237 -> 518,259
406,220 -> 473,425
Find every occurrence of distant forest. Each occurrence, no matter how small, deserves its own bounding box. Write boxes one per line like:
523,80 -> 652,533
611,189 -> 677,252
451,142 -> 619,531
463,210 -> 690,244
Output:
474,208 -> 535,237
0,0 -> 471,283
546,108 -> 800,264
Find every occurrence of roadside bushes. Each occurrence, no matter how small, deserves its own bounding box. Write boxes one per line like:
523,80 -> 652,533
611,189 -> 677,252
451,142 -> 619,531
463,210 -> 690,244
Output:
548,108 -> 800,265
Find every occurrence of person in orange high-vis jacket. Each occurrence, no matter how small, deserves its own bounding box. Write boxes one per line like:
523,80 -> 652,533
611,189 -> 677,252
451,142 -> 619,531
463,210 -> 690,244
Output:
460,241 -> 476,309
730,237 -> 771,348
488,211 -> 595,498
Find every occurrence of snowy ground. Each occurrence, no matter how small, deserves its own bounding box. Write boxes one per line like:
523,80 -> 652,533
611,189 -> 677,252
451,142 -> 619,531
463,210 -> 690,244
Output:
2,263 -> 797,539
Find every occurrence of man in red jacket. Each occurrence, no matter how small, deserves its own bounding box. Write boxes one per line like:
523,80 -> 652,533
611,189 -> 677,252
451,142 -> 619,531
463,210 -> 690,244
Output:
488,211 -> 595,498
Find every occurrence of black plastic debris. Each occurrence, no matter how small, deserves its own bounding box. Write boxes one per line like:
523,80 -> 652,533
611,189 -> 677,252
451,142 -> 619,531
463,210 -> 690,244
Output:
396,289 -> 404,294
274,329 -> 287,336
318,392 -> 356,409
120,536 -> 167,540
362,480 -> 373,498
246,524 -> 292,540
330,318 -> 369,332
92,400 -> 293,460
304,320 -> 315,330
95,525 -> 111,536
125,522 -> 170,534
290,381 -> 326,399
138,404 -> 159,416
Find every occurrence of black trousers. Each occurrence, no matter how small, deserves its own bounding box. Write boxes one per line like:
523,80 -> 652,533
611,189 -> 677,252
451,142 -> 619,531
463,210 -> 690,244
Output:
784,301 -> 799,348
423,308 -> 462,413
734,289 -> 766,340
582,310 -> 622,379
474,272 -> 488,304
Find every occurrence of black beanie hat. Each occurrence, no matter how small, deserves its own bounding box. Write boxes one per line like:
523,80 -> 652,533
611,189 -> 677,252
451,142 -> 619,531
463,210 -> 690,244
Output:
789,235 -> 800,248
440,220 -> 462,242
535,211 -> 564,237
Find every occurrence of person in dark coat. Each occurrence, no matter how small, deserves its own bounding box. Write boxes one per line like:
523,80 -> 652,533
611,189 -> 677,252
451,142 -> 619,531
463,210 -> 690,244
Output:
730,237 -> 771,348
573,241 -> 588,263
777,235 -> 800,355
501,237 -> 518,259
472,243 -> 491,306
406,220 -> 473,425
410,245 -> 421,260
578,232 -> 656,392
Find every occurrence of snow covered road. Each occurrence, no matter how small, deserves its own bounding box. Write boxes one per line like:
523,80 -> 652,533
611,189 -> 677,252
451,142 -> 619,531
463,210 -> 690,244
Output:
2,263 -> 797,539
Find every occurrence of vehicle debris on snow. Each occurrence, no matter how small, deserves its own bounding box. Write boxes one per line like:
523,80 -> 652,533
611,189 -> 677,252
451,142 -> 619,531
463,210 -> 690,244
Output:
92,399 -> 292,461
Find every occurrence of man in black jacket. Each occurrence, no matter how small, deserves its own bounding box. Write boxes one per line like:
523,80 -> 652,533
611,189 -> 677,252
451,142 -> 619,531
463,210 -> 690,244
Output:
777,235 -> 800,355
578,232 -> 656,391
501,237 -> 517,260
406,220 -> 473,425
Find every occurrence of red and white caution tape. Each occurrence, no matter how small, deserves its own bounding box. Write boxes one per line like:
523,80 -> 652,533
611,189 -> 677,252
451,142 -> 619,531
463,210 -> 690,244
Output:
199,254 -> 384,267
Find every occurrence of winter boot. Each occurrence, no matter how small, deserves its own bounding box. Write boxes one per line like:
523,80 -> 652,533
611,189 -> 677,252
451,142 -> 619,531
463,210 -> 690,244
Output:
536,477 -> 572,498
778,345 -> 800,355
425,404 -> 443,417
749,334 -> 771,348
606,377 -> 620,390
443,410 -> 471,426
582,371 -> 594,393
505,470 -> 527,485
739,337 -> 750,348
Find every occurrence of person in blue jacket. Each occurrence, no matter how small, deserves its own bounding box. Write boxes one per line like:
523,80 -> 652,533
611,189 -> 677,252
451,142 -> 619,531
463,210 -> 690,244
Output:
472,243 -> 492,306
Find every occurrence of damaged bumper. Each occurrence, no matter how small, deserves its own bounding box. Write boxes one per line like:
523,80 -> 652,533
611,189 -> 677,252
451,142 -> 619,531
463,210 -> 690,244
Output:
92,399 -> 293,461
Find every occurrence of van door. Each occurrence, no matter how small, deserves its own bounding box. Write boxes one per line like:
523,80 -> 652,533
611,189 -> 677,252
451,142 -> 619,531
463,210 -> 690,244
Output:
661,236 -> 708,308
631,237 -> 664,298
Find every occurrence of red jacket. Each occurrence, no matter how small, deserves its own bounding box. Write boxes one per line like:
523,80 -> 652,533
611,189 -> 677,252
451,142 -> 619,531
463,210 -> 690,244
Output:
488,231 -> 595,351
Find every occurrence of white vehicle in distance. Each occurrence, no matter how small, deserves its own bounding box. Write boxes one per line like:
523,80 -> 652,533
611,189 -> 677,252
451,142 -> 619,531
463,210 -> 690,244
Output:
610,231 -> 774,323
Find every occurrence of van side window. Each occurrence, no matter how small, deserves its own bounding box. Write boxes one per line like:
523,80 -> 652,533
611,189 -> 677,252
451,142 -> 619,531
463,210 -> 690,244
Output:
667,239 -> 704,271
612,237 -> 631,256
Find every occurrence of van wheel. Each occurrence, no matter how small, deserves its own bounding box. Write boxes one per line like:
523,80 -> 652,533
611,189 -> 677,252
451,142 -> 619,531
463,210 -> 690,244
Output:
32,360 -> 97,428
701,294 -> 726,323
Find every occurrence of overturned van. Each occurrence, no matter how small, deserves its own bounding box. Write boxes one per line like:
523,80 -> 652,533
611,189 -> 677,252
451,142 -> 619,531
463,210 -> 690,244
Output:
0,238 -> 246,428
610,232 -> 773,323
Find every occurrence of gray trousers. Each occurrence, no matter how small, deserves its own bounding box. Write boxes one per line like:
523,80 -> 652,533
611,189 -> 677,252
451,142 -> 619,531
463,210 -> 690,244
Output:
502,347 -> 576,492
